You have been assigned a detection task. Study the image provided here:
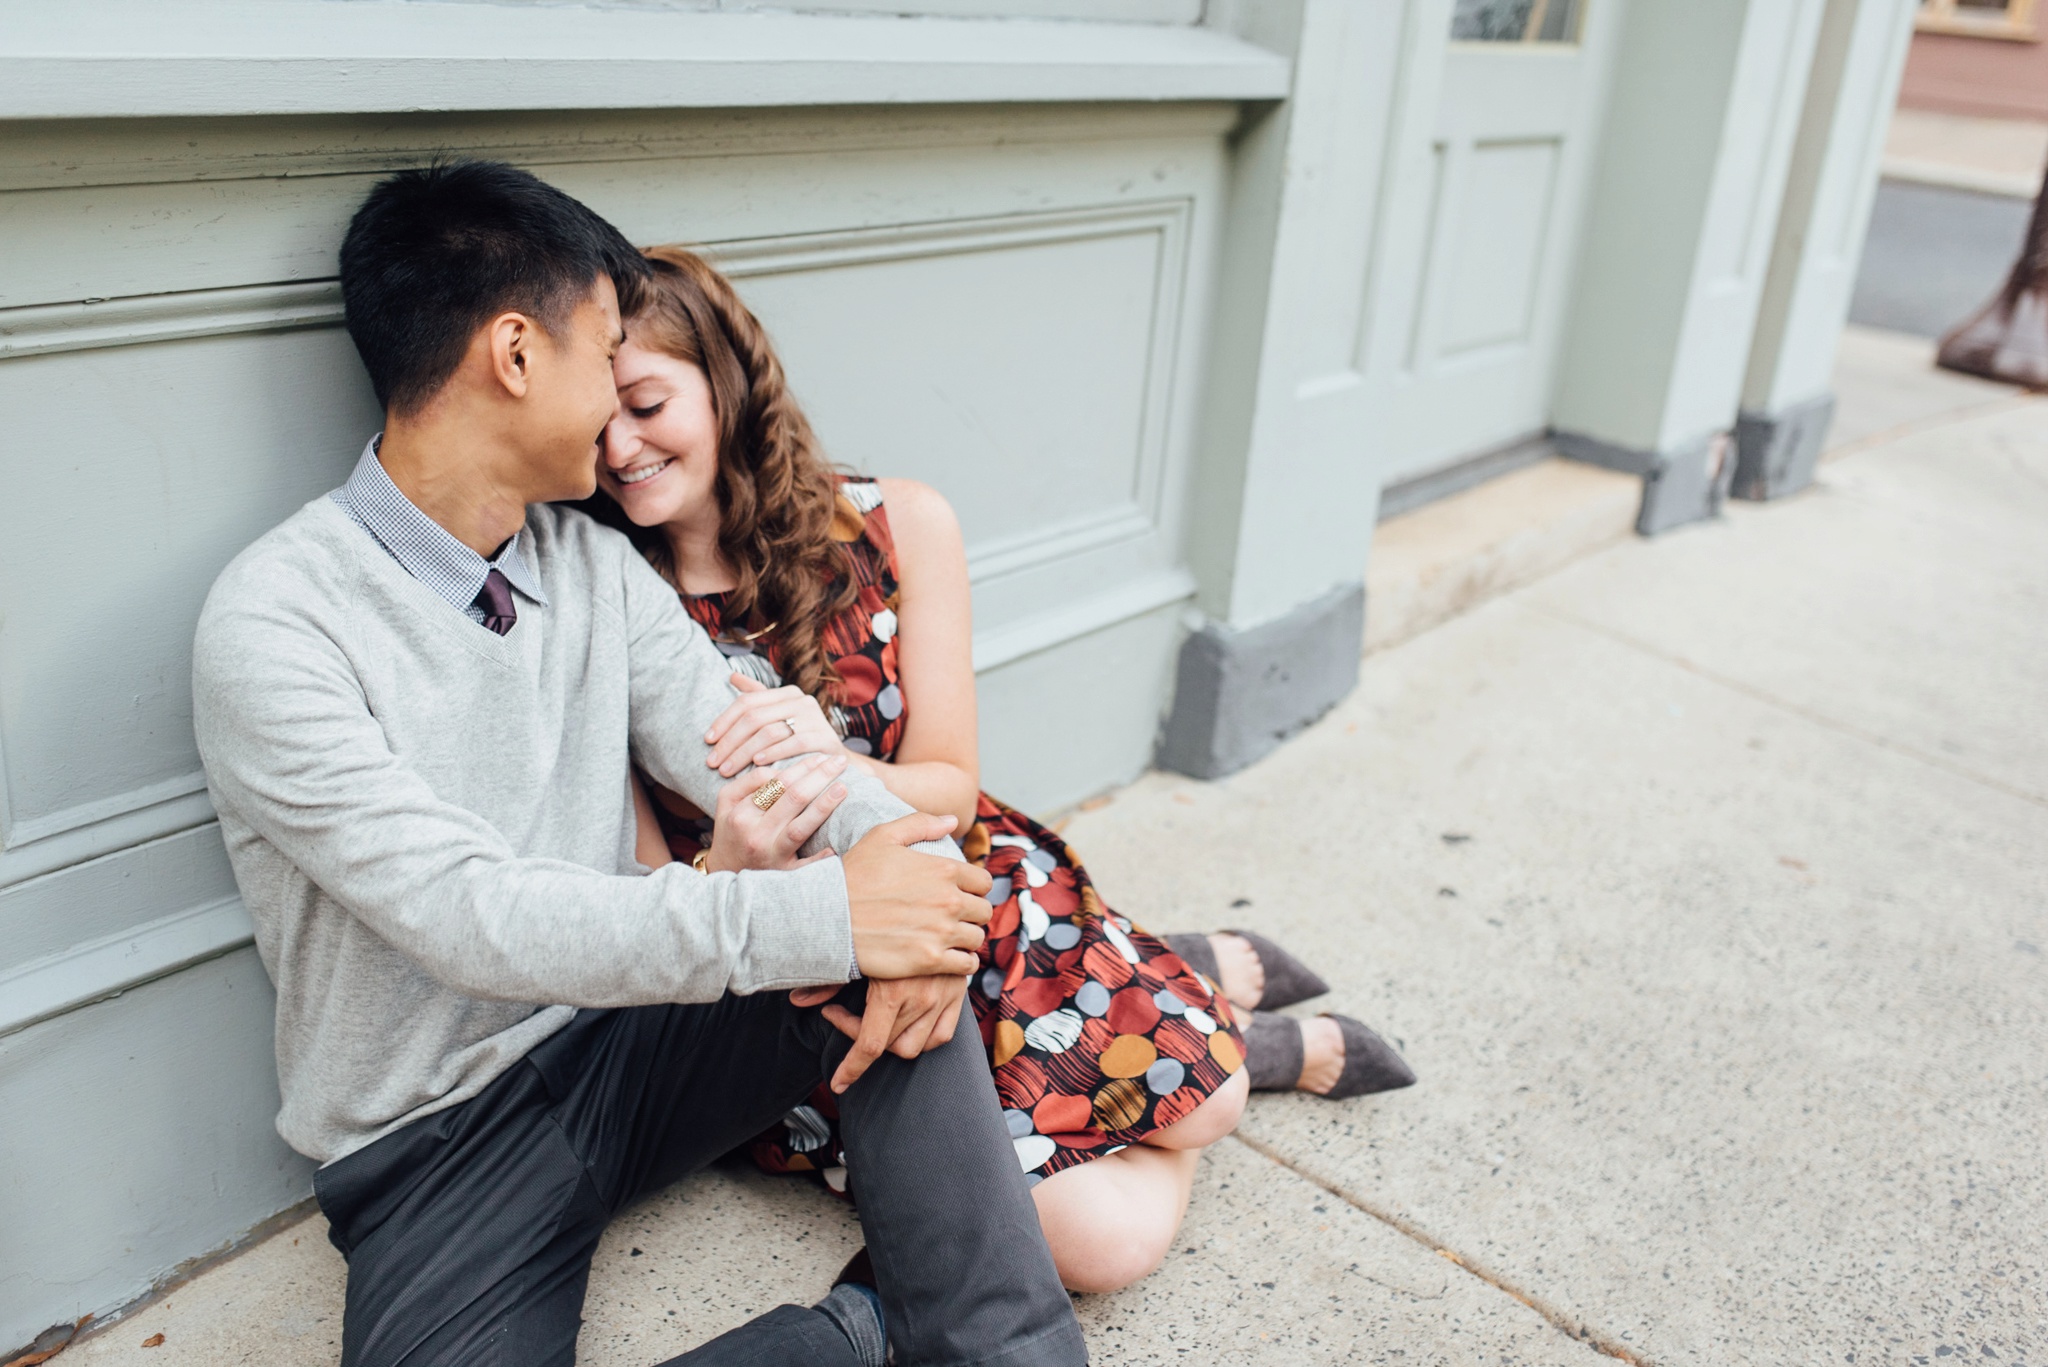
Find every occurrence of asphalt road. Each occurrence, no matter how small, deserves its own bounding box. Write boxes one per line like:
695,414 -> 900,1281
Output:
1849,178 -> 2035,338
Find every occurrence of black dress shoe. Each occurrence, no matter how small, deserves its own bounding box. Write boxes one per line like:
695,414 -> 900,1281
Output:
835,1246 -> 877,1291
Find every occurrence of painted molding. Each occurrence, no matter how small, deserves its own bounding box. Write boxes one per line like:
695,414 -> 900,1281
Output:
709,200 -> 1188,279
0,282 -> 342,360
3,560 -> 1195,895
1,104 -> 1242,197
755,1 -> 1202,21
0,3 -> 1290,120
0,788 -> 218,892
710,199 -> 1192,583
972,566 -> 1194,673
0,894 -> 253,1039
3,769 -> 208,851
0,200 -> 1191,573
0,201 -> 1196,899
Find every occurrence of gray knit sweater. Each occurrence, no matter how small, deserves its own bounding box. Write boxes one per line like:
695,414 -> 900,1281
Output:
193,497 -> 930,1163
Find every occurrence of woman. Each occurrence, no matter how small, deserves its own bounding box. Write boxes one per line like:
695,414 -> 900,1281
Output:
587,246 -> 1415,1293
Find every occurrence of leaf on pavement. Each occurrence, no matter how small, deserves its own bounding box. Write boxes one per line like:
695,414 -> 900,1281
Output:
2,1315 -> 92,1367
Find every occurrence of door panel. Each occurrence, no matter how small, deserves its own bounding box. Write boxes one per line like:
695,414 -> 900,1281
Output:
1440,138 -> 1560,354
1363,0 -> 1624,484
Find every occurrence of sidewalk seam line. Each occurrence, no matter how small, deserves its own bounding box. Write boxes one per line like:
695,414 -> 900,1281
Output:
1820,391 -> 2041,466
1226,1132 -> 1648,1367
1523,603 -> 2048,813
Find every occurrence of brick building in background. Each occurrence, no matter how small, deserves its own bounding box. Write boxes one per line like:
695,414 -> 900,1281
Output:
1901,0 -> 2048,122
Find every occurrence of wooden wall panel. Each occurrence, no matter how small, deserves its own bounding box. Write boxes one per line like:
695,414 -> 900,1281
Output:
0,103 -> 1229,1341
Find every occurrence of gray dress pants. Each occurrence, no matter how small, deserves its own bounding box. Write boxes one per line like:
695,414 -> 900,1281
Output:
313,986 -> 1086,1367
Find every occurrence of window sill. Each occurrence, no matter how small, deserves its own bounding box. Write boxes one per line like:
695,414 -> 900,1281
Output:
0,1 -> 1291,120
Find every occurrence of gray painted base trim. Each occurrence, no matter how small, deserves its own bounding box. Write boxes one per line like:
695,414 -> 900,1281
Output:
1551,429 -> 1735,535
1733,393 -> 1835,501
1378,434 -> 1554,522
1157,582 -> 1364,781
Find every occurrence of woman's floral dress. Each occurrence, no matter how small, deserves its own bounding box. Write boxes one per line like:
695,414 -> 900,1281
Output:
646,478 -> 1246,1188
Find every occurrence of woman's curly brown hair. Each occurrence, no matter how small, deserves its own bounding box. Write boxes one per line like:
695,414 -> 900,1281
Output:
580,245 -> 857,706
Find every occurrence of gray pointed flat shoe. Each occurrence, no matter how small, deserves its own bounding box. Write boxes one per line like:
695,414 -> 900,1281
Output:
1242,1010 -> 1306,1091
1242,1011 -> 1417,1098
1318,1013 -> 1416,1099
1223,929 -> 1331,1010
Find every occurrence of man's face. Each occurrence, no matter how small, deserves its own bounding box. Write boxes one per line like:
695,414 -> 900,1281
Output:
519,274 -> 624,504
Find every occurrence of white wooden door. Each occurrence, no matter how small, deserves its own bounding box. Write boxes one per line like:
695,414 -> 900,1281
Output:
1363,0 -> 1626,484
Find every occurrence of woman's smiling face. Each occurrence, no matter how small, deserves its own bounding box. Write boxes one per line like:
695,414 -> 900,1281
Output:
598,337 -> 722,528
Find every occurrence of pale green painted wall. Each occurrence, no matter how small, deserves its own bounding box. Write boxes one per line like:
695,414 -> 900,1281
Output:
1743,0 -> 1918,414
0,97 -> 1233,1347
1551,0 -> 1828,457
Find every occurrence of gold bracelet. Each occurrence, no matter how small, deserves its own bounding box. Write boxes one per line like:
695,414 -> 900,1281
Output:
691,849 -> 711,875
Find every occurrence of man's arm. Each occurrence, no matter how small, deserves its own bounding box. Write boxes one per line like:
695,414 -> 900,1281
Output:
618,548 -> 966,869
194,593 -> 854,1006
615,546 -> 994,1087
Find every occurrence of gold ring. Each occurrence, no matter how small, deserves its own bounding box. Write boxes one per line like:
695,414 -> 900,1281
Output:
752,778 -> 786,811
783,718 -> 799,738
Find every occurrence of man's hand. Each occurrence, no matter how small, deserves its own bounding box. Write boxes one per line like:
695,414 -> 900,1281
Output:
841,813 -> 992,979
789,975 -> 971,1093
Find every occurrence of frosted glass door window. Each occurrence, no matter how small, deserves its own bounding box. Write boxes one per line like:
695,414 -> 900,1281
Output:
1451,0 -> 1585,43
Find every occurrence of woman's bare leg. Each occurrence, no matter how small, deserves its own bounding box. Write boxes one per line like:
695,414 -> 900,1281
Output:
1030,1069 -> 1249,1292
1032,1145 -> 1200,1293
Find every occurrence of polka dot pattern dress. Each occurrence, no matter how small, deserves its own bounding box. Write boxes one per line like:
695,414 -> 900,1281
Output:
648,478 -> 1245,1188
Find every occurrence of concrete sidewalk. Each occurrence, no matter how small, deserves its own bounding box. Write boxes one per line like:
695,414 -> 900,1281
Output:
65,351 -> 2048,1365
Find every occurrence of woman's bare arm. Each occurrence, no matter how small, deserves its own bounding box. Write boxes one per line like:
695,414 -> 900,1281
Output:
630,769 -> 675,869
861,478 -> 980,830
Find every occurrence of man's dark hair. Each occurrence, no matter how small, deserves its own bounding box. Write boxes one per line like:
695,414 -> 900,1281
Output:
339,160 -> 651,413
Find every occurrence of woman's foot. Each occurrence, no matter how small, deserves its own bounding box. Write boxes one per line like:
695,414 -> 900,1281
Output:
1242,1010 -> 1416,1098
1206,931 -> 1264,1009
1297,1015 -> 1346,1094
1164,931 -> 1330,1012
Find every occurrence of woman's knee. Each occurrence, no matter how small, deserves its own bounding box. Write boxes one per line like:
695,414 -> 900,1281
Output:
1031,1150 -> 1193,1294
1143,1067 -> 1248,1151
1052,1224 -> 1174,1295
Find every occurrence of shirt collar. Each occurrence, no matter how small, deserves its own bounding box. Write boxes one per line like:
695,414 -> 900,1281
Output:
332,436 -> 548,613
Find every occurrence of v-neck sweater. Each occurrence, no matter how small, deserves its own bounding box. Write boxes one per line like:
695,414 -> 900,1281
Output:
193,497 -> 929,1164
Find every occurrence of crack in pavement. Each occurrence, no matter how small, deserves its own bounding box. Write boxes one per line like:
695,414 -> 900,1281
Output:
1523,601 -> 2048,813
1229,1130 -> 1648,1366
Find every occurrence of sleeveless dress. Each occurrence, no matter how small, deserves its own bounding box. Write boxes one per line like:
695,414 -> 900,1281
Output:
646,478 -> 1246,1187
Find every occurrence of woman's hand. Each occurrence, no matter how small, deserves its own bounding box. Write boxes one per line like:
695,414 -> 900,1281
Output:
703,753 -> 851,873
705,673 -> 846,778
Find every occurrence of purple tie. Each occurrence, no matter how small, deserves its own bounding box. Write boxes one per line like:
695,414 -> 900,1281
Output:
474,568 -> 517,636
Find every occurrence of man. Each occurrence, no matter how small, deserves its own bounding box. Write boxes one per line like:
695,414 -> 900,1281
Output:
191,160 -> 1086,1367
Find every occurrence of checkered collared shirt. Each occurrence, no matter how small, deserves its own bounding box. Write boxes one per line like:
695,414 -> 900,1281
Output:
331,437 -> 548,628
